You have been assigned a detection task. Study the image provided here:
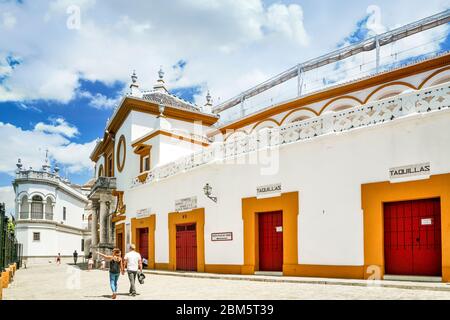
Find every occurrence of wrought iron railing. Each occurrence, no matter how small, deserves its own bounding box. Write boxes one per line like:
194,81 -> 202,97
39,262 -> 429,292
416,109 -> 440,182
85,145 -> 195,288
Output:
131,82 -> 450,188
0,203 -> 22,271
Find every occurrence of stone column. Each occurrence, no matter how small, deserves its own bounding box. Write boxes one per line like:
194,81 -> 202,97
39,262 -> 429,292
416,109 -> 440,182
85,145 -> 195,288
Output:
99,197 -> 107,244
90,205 -> 98,247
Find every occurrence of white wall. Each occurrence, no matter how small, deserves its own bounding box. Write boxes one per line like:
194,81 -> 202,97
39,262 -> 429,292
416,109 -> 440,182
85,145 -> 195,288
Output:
124,108 -> 450,266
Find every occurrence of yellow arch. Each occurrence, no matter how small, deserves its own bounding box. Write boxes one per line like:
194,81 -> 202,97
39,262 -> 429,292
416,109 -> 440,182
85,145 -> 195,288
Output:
318,95 -> 364,115
418,66 -> 450,89
363,81 -> 417,104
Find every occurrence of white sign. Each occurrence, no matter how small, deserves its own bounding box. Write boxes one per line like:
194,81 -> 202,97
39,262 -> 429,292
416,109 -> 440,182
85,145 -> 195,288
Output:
421,218 -> 433,226
257,183 -> 281,198
211,232 -> 233,241
389,162 -> 430,180
275,226 -> 283,233
136,208 -> 152,219
175,196 -> 197,212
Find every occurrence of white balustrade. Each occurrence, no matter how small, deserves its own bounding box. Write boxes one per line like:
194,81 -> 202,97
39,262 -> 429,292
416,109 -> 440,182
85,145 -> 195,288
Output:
131,83 -> 450,188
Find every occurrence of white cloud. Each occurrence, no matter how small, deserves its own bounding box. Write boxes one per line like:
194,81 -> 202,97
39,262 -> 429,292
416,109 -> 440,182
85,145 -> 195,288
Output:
34,117 -> 79,138
0,186 -> 15,217
0,120 -> 95,177
0,0 -> 310,106
78,90 -> 121,109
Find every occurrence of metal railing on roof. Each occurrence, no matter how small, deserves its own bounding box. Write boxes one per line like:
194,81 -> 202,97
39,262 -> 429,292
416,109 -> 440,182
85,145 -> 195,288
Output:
212,9 -> 450,114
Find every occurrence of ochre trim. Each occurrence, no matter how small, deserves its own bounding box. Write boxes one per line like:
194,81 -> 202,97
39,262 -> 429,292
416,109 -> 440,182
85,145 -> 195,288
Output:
215,53 -> 450,133
115,223 -> 125,255
242,192 -> 298,275
284,264 -> 364,279
112,97 -> 218,134
132,129 -> 210,148
168,208 -> 205,272
318,95 -> 364,115
279,107 -> 319,126
116,135 -> 126,173
137,172 -> 148,183
204,264 -> 243,275
155,263 -> 169,270
249,119 -> 281,132
362,81 -> 417,103
112,215 -> 126,223
362,173 -> 450,282
131,215 -> 156,269
418,65 -> 450,89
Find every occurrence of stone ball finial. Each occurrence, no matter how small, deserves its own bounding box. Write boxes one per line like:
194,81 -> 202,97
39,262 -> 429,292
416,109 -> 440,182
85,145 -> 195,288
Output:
131,70 -> 137,84
16,158 -> 23,170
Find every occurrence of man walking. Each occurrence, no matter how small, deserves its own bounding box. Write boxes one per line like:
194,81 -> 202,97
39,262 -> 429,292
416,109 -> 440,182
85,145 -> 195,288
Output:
124,244 -> 142,296
73,250 -> 78,265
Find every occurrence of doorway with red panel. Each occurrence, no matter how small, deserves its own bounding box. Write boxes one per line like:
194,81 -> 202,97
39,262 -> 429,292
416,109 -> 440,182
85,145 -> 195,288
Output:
137,228 -> 149,262
384,198 -> 442,277
258,211 -> 283,272
176,223 -> 197,271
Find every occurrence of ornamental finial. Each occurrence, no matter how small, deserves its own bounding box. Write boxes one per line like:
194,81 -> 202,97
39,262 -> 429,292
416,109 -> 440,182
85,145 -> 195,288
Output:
158,66 -> 164,80
131,70 -> 137,84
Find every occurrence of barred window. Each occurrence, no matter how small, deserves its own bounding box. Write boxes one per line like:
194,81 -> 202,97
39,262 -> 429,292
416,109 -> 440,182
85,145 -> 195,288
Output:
45,198 -> 53,220
20,196 -> 29,219
33,232 -> 40,241
31,195 -> 43,220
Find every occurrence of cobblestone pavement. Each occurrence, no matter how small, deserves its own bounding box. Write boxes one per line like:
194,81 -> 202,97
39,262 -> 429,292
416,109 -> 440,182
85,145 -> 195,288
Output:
4,263 -> 450,300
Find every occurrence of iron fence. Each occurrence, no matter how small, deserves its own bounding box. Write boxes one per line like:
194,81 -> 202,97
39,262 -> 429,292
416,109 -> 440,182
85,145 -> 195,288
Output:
0,203 -> 22,271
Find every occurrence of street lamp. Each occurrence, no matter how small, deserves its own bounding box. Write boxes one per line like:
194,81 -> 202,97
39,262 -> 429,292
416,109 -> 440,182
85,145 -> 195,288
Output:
203,183 -> 217,203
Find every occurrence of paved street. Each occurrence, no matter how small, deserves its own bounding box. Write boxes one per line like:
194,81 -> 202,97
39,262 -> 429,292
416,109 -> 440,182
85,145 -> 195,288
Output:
3,263 -> 450,300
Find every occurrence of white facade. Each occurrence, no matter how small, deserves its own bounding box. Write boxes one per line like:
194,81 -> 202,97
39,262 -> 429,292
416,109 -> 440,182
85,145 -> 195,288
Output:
90,54 -> 450,281
13,161 -> 91,264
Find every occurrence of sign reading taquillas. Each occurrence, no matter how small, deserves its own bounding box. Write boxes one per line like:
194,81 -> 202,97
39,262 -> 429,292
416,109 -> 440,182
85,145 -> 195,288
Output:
257,183 -> 281,198
389,162 -> 431,180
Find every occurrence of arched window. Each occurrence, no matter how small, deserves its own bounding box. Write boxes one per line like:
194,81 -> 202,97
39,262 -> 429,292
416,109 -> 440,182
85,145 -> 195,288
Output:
20,196 -> 29,220
31,195 -> 44,220
98,164 -> 104,178
45,198 -> 54,220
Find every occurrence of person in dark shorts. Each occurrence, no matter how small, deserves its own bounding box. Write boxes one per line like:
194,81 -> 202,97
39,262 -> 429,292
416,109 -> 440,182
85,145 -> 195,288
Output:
97,249 -> 125,299
56,253 -> 61,265
73,250 -> 78,265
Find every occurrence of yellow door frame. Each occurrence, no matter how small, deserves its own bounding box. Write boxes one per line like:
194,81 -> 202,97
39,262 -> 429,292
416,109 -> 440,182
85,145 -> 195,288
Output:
131,215 -> 156,269
362,173 -> 450,282
241,192 -> 299,275
168,208 -> 205,272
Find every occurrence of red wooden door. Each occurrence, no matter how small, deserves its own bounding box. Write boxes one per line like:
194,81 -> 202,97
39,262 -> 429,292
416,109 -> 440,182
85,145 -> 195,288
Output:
117,233 -> 124,256
384,198 -> 441,276
258,211 -> 283,271
138,228 -> 149,260
176,224 -> 197,271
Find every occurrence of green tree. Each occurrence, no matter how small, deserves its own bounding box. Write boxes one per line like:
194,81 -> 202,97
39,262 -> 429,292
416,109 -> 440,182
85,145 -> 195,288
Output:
7,219 -> 15,233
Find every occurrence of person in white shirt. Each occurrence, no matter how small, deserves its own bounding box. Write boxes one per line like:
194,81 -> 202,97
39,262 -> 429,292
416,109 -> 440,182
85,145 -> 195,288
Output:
124,244 -> 142,296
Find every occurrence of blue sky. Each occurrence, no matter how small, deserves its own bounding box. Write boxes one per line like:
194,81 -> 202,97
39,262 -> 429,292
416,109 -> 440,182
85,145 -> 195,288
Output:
0,0 -> 449,213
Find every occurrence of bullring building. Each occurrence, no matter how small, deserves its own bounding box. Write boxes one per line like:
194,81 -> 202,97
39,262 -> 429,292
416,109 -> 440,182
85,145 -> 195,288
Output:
87,13 -> 450,282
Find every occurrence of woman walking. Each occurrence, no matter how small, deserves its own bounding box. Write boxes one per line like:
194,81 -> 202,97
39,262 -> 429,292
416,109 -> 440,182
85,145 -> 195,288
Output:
97,249 -> 124,299
87,252 -> 94,271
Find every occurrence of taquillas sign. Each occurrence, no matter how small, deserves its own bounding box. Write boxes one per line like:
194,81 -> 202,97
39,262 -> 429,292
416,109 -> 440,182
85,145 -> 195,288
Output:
389,162 -> 431,180
257,183 -> 282,198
